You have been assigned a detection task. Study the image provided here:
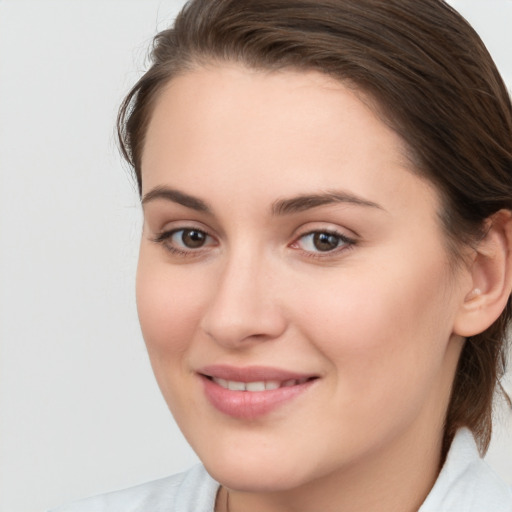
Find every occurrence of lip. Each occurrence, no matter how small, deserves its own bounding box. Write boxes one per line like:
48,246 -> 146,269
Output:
198,365 -> 318,419
199,364 -> 315,382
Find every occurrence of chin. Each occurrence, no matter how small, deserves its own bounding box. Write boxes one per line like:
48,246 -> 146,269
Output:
204,461 -> 311,492
198,442 -> 335,493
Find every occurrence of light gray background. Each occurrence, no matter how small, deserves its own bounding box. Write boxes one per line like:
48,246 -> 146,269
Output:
0,1 -> 511,511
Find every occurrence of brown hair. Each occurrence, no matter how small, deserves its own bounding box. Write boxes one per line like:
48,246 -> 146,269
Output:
117,0 -> 512,454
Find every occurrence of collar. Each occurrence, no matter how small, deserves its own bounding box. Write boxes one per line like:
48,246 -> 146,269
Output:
419,428 -> 512,512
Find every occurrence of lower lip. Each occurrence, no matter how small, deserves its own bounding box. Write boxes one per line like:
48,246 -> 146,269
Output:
201,376 -> 315,419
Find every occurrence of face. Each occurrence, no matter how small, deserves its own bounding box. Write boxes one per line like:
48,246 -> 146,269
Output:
137,65 -> 467,492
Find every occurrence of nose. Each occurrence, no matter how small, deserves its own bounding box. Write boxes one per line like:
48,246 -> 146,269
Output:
200,251 -> 287,349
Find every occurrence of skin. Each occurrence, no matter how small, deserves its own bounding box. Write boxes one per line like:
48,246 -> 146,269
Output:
137,64 -> 474,512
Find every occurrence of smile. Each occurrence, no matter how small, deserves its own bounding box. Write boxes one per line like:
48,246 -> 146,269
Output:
210,377 -> 311,392
198,365 -> 318,419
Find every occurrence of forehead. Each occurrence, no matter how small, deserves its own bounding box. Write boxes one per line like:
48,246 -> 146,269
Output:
141,64 -> 438,217
143,65 -> 408,162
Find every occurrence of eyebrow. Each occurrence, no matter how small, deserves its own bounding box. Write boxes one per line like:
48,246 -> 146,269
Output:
271,191 -> 384,215
141,186 -> 384,216
142,186 -> 212,213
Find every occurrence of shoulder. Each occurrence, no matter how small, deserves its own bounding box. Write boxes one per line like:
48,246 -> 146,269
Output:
420,429 -> 512,512
49,465 -> 219,512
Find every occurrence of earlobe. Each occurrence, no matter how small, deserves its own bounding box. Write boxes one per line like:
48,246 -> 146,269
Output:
454,210 -> 512,337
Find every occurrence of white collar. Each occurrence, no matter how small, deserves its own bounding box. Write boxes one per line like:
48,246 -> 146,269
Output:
419,428 -> 512,511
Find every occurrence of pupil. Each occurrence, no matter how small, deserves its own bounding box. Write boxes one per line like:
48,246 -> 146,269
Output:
182,230 -> 205,248
313,232 -> 339,252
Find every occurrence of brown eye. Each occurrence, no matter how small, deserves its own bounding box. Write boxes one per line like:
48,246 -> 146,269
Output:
312,232 -> 341,252
154,228 -> 215,254
293,230 -> 354,255
181,229 -> 207,248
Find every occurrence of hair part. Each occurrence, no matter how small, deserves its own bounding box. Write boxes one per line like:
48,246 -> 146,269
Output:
117,0 -> 512,454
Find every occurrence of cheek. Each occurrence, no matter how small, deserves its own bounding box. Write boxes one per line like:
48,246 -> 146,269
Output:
135,255 -> 214,420
293,254 -> 456,406
136,253 -> 206,365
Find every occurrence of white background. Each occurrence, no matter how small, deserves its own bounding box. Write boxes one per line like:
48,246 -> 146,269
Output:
0,1 -> 511,511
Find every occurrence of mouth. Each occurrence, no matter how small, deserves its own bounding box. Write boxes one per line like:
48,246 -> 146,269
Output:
198,365 -> 319,419
206,376 -> 314,392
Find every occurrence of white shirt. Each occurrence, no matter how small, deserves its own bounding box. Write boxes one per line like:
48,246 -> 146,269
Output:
51,429 -> 512,512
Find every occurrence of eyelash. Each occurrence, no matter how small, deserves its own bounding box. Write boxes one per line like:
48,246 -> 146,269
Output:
291,229 -> 356,259
152,228 -> 216,257
152,227 -> 356,259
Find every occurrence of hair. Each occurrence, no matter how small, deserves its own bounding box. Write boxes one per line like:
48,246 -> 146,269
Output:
117,0 -> 512,455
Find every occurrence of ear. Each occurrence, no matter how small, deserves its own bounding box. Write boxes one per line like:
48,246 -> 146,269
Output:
454,210 -> 512,337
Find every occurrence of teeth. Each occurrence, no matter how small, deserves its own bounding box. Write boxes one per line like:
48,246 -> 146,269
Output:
211,377 -> 308,392
216,378 -> 228,389
228,380 -> 246,391
246,381 -> 266,392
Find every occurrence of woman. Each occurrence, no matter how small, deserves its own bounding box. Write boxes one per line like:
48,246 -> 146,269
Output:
54,0 -> 512,510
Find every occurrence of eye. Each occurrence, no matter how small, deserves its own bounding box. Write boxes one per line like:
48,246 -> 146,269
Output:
153,227 -> 216,255
173,229 -> 209,249
292,230 -> 354,254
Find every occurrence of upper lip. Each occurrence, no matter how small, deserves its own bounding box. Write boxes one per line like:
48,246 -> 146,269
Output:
198,364 -> 317,382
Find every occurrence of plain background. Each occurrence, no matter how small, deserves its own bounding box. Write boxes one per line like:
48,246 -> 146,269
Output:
0,1 -> 511,511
